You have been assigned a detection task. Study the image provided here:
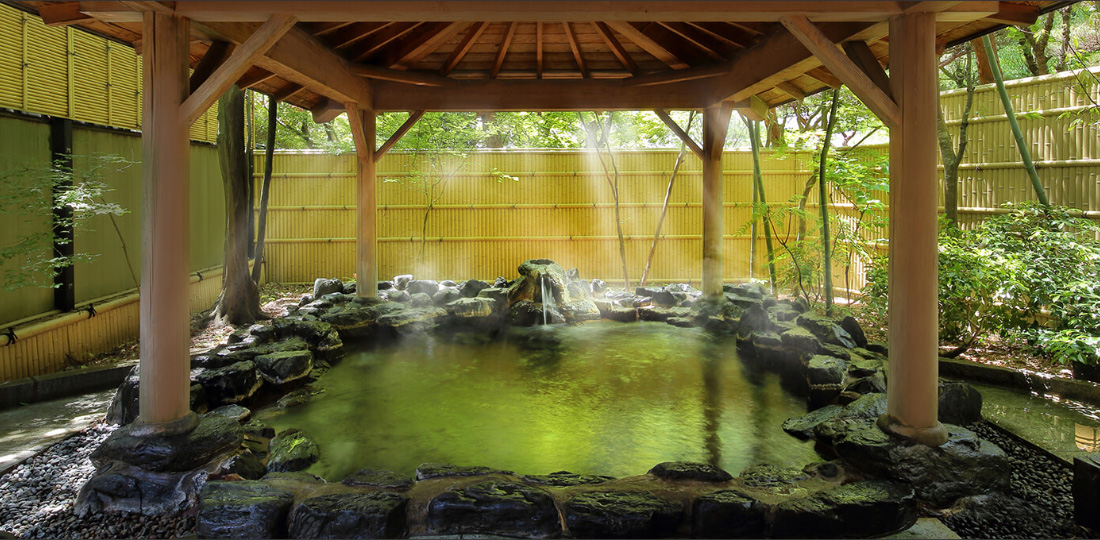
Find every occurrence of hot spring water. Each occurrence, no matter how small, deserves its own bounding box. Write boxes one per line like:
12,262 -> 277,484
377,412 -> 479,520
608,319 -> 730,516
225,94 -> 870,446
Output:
256,322 -> 819,481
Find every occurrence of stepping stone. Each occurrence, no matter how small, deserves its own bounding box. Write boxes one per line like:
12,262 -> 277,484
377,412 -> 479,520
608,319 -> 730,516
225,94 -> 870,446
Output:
647,461 -> 732,483
427,481 -> 559,538
565,491 -> 682,538
289,492 -> 408,539
196,481 -> 294,539
692,489 -> 767,538
770,480 -> 916,538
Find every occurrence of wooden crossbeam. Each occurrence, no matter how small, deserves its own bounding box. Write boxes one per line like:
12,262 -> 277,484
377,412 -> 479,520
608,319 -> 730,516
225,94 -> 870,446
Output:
181,15 -> 297,126
805,66 -> 842,88
985,1 -> 1040,26
731,95 -> 768,121
593,22 -> 637,74
312,98 -> 344,123
605,21 -> 689,70
563,22 -> 589,78
624,63 -> 728,87
536,22 -> 544,78
654,109 -> 703,159
778,15 -> 899,127
270,83 -> 303,102
374,110 -> 425,161
350,22 -> 421,61
189,40 -> 231,93
441,22 -> 488,76
235,67 -> 275,89
353,64 -> 454,86
776,80 -> 806,101
491,22 -> 517,78
842,40 -> 892,98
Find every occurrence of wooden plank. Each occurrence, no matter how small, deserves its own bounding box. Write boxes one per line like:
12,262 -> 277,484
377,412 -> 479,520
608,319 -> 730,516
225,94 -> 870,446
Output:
776,80 -> 806,101
491,21 -> 517,78
181,14 -> 297,126
842,40 -> 892,98
658,21 -> 735,61
374,110 -> 424,161
592,22 -> 637,74
352,64 -> 455,86
203,21 -> 372,105
270,82 -> 303,102
563,22 -> 588,78
536,22 -> 543,78
441,22 -> 488,75
654,109 -> 703,159
605,21 -> 689,70
376,21 -> 469,69
38,2 -> 94,26
188,40 -> 231,93
349,22 -> 421,61
778,15 -> 899,127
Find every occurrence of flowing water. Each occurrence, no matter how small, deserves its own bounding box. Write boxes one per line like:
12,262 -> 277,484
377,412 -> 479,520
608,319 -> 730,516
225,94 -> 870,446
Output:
257,322 -> 820,481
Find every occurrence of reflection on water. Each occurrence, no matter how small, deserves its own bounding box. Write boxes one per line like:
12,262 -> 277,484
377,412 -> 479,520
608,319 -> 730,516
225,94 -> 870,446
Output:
966,381 -> 1100,460
259,322 -> 819,481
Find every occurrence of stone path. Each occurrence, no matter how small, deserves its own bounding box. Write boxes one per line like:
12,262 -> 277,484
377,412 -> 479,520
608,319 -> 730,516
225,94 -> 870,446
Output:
0,389 -> 112,475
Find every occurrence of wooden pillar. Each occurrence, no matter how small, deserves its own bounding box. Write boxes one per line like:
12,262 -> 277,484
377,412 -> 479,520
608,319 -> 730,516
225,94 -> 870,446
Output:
702,105 -> 731,297
879,12 -> 948,446
346,104 -> 377,298
137,12 -> 194,430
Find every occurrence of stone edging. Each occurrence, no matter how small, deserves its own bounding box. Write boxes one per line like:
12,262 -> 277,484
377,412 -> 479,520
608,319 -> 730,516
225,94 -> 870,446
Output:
938,357 -> 1100,408
0,362 -> 135,410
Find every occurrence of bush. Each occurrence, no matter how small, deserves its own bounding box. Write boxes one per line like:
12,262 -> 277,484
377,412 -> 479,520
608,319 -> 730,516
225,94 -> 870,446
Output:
863,202 -> 1100,365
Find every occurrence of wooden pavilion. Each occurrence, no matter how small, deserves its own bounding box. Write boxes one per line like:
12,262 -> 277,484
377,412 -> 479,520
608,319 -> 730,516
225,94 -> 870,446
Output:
17,0 -> 1070,447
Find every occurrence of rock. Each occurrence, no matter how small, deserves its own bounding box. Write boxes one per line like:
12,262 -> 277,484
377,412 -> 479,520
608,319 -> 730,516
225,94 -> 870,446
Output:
446,297 -> 499,319
343,282 -> 357,294
819,344 -> 851,361
770,480 -> 916,538
432,288 -> 463,306
844,374 -> 887,396
783,404 -> 845,440
508,259 -> 571,307
565,491 -> 682,539
416,463 -> 513,480
724,292 -> 762,309
638,306 -> 692,323
321,302 -> 404,338
267,429 -> 319,473
750,331 -> 786,362
194,361 -> 263,406
477,287 -> 509,307
406,280 -> 439,297
866,342 -> 889,355
796,313 -> 856,348
196,481 -> 294,539
382,289 -> 410,303
191,383 -> 210,415
393,274 -> 413,290
441,280 -> 458,287
560,299 -> 601,323
648,461 -> 732,483
591,279 -> 607,294
342,469 -> 414,489
737,464 -> 810,491
243,421 -> 276,439
692,489 -> 767,539
738,305 -> 773,341
522,471 -> 615,487
493,276 -> 509,288
652,289 -> 680,307
771,305 -> 801,322
666,317 -> 695,328
734,281 -> 767,299
217,452 -> 266,480
427,481 -> 559,538
596,301 -> 637,322
509,300 -> 563,326
781,327 -> 822,358
75,460 -> 210,516
254,350 -> 313,385
938,380 -> 983,425
377,281 -> 393,291
249,324 -> 276,342
635,286 -> 662,298
839,316 -> 868,348
91,416 -> 243,473
105,366 -> 140,425
408,292 -> 433,308
376,307 -> 446,335
204,405 -> 251,423
832,423 -> 1009,506
807,355 -> 847,386
1074,454 -> 1100,531
312,278 -> 343,298
458,279 -> 491,298
289,492 -> 408,539
848,356 -> 884,378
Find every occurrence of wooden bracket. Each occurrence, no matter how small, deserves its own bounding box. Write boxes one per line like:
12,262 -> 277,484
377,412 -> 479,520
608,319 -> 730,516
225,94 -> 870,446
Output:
189,41 -> 232,94
731,95 -> 768,122
654,109 -> 704,159
374,110 -> 425,162
842,40 -> 892,99
776,80 -> 806,102
311,98 -> 345,123
345,102 -> 371,158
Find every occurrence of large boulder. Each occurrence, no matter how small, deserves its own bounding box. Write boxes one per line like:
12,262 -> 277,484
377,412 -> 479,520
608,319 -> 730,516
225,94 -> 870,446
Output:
458,279 -> 491,298
738,305 -> 773,342
267,429 -> 319,473
560,299 -> 601,323
938,380 -> 983,425
254,350 -> 313,386
795,313 -> 856,348
289,492 -> 409,539
781,327 -> 823,359
194,361 -> 263,406
105,366 -> 140,425
782,404 -> 845,439
770,480 -> 916,538
406,279 -> 440,296
510,300 -> 563,326
375,307 -> 446,335
647,461 -> 732,483
564,491 -> 682,538
427,481 -> 560,538
196,481 -> 295,539
507,259 -> 575,308
312,278 -> 343,298
90,416 -> 243,473
692,489 -> 767,539
839,316 -> 868,348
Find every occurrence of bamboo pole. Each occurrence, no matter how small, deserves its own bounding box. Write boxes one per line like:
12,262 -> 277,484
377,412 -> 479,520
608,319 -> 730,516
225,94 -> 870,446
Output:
818,89 -> 839,314
748,118 -> 777,294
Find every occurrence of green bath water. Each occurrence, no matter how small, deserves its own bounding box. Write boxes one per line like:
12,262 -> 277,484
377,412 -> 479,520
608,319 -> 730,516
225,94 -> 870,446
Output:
258,322 -> 820,481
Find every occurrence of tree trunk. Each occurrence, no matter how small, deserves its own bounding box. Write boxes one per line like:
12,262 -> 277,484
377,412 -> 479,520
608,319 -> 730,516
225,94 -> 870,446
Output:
748,118 -> 778,294
818,89 -> 840,314
983,35 -> 1052,209
1056,8 -> 1071,72
252,95 -> 277,285
214,86 -> 264,325
936,47 -> 975,227
641,111 -> 695,286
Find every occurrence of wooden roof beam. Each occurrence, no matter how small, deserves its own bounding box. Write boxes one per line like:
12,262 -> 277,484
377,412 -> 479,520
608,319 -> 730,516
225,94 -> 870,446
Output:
778,15 -> 899,127
536,22 -> 544,79
984,1 -> 1041,26
350,22 -> 422,62
378,21 -> 470,69
374,110 -> 425,161
38,2 -> 94,26
605,21 -> 689,70
563,22 -> 589,79
189,40 -> 231,93
353,65 -> 454,87
323,22 -> 388,50
776,80 -> 806,101
842,40 -> 892,98
805,66 -> 842,88
658,22 -> 736,61
441,22 -> 489,76
202,21 -> 373,105
235,67 -> 275,89
654,109 -> 703,159
731,95 -> 768,122
491,22 -> 517,78
181,14 -> 298,126
312,98 -> 344,123
270,83 -> 303,102
87,1 -> 1000,23
593,22 -> 637,74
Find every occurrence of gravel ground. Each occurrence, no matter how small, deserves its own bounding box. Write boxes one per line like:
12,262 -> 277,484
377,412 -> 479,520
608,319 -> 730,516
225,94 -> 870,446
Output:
0,421 -> 196,539
942,421 -> 1083,539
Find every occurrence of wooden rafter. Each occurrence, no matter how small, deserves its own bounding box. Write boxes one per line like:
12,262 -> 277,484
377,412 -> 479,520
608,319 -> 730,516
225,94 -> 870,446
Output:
654,109 -> 703,159
441,22 -> 488,75
350,22 -> 421,61
270,82 -> 303,102
776,80 -> 806,101
605,21 -> 689,70
188,40 -> 231,93
563,22 -> 588,78
806,66 -> 842,88
352,64 -> 454,86
303,21 -> 355,37
491,21 -> 517,78
235,67 -> 276,89
323,21 -> 388,49
181,14 -> 297,126
536,22 -> 544,79
657,22 -> 732,61
778,15 -> 899,127
374,110 -> 425,161
378,21 -> 469,69
688,22 -> 754,48
592,22 -> 637,74
624,63 -> 728,87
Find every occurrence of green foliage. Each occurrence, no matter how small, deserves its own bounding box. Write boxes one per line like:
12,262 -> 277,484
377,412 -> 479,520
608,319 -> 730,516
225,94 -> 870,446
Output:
0,154 -> 131,290
863,202 -> 1100,365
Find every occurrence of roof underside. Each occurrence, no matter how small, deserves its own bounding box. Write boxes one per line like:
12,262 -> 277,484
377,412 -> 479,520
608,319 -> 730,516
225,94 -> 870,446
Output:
12,1 -> 1072,113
